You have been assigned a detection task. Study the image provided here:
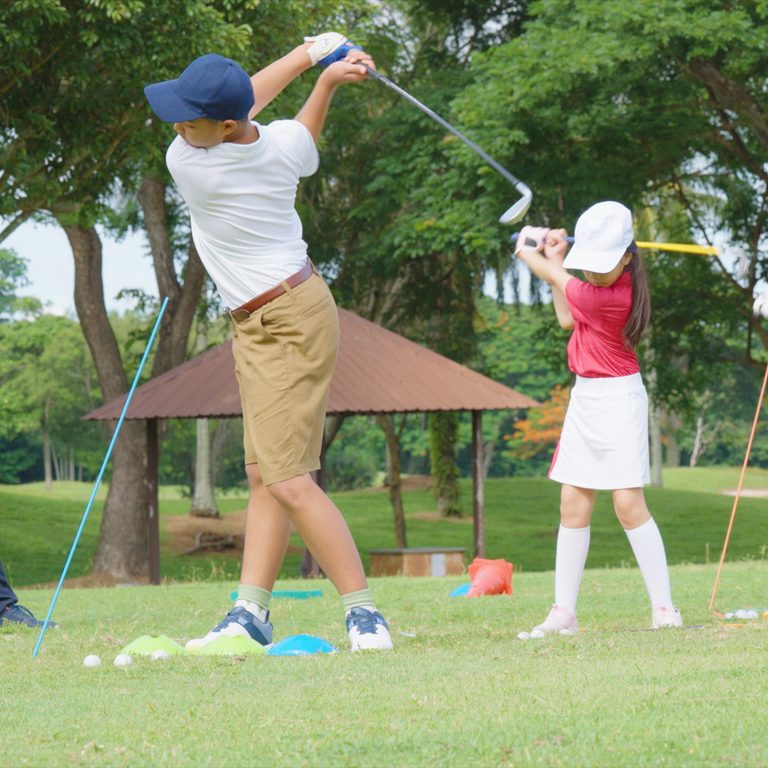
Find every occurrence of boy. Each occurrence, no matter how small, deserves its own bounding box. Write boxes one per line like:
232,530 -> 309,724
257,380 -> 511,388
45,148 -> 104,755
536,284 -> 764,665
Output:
144,34 -> 392,651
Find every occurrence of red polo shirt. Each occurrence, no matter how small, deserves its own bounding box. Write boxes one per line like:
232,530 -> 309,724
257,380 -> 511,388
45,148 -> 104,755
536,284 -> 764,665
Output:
564,272 -> 640,378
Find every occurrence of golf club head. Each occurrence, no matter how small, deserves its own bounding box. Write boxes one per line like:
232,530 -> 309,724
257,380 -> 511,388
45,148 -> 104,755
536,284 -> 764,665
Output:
499,193 -> 532,225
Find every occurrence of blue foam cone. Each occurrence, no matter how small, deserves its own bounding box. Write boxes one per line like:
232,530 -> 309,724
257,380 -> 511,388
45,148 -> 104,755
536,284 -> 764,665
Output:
267,634 -> 338,656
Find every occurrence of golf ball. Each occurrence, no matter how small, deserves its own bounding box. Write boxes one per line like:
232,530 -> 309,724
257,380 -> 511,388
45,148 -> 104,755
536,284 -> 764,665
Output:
151,649 -> 169,661
517,631 -> 531,641
83,654 -> 101,668
530,628 -> 545,639
114,653 -> 133,667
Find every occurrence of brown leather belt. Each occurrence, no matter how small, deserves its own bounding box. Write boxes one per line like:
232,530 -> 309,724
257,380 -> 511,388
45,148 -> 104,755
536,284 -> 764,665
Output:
229,261 -> 314,321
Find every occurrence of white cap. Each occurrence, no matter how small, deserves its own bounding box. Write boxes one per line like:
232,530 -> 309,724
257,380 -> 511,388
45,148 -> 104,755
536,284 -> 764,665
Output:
563,201 -> 634,273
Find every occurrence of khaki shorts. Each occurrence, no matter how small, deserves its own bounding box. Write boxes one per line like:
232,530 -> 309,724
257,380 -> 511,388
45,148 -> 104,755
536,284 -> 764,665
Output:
230,272 -> 339,485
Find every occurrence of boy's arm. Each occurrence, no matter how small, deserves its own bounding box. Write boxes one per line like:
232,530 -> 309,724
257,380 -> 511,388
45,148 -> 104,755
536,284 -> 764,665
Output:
295,55 -> 373,142
515,227 -> 574,329
248,44 -> 314,119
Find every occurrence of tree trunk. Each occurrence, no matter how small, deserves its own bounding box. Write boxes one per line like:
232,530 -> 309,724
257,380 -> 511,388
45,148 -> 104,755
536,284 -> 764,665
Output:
189,324 -> 218,517
42,422 -> 53,492
191,418 -> 219,518
689,414 -> 705,467
64,222 -> 149,578
429,411 -> 462,517
377,414 -> 407,548
60,179 -> 206,579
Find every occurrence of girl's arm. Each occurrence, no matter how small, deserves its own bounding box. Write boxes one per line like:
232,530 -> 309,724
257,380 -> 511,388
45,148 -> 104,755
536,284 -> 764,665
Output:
515,227 -> 574,329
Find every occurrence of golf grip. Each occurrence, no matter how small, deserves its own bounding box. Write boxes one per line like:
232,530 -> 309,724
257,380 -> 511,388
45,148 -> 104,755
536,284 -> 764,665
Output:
512,233 -> 575,246
363,65 -> 530,196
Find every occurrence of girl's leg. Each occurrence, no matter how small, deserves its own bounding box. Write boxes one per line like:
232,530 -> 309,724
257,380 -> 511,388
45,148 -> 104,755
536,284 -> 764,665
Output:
613,488 -> 681,627
521,485 -> 595,637
554,484 -> 596,613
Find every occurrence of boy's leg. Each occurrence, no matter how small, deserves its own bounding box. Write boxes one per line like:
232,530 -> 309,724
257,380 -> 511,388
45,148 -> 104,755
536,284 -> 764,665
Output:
185,464 -> 287,651
268,474 -> 393,651
614,489 -> 682,627
520,485 -> 594,639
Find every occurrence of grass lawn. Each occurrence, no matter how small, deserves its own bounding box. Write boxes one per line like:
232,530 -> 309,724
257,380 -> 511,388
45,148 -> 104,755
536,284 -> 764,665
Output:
2,563 -> 767,767
1,467 -> 767,587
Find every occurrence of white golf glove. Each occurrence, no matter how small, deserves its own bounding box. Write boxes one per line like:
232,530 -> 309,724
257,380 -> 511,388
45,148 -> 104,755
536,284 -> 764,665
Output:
515,226 -> 550,255
753,290 -> 768,318
305,33 -> 359,66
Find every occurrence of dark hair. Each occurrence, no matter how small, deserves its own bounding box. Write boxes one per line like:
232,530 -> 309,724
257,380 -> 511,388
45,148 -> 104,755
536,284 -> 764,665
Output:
623,242 -> 650,348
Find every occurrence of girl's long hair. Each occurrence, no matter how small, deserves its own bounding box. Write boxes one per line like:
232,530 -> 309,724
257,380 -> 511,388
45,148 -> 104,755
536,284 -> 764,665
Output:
623,243 -> 650,348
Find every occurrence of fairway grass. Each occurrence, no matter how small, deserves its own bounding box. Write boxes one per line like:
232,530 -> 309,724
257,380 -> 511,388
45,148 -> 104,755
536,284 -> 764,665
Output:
2,563 -> 768,767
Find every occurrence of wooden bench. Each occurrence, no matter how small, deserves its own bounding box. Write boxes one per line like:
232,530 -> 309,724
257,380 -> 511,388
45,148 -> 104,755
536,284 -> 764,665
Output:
369,547 -> 466,577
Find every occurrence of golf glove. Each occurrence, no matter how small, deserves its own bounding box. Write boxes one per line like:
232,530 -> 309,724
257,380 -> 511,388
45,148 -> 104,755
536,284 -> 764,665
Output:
515,226 -> 550,255
305,33 -> 362,67
753,290 -> 768,318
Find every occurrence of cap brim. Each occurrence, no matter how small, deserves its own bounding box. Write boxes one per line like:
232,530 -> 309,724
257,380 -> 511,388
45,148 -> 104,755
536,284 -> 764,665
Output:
563,244 -> 625,273
144,80 -> 203,123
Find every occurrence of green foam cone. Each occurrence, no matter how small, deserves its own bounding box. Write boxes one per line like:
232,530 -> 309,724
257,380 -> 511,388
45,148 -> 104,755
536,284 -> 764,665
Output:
189,635 -> 267,656
121,635 -> 185,656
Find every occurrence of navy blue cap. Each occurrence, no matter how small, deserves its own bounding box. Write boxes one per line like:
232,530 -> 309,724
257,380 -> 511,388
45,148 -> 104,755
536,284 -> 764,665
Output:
144,53 -> 255,122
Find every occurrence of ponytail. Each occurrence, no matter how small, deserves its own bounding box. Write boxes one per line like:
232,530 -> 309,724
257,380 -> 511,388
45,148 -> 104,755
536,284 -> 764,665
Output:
623,244 -> 650,348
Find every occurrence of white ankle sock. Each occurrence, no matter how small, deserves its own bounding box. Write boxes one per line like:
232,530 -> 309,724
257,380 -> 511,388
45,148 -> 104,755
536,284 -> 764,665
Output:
624,517 -> 674,607
235,599 -> 269,623
554,525 -> 591,613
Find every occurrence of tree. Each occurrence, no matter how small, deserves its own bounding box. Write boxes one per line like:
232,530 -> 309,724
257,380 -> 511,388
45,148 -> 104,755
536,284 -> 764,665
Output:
1,0 -> 371,578
0,314 -> 100,487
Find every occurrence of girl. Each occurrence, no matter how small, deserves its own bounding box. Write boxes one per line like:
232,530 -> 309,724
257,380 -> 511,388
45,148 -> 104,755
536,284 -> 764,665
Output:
514,201 -> 682,637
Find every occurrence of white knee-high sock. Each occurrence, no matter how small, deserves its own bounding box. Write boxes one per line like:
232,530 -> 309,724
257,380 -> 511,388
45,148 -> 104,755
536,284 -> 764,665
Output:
624,517 -> 673,608
554,525 -> 591,613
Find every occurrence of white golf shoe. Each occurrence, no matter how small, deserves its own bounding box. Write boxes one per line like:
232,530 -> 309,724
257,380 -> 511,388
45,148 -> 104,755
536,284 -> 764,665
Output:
651,606 -> 683,629
345,607 -> 394,651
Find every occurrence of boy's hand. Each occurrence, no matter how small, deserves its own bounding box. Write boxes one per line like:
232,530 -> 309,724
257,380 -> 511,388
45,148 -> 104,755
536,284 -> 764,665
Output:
318,55 -> 375,86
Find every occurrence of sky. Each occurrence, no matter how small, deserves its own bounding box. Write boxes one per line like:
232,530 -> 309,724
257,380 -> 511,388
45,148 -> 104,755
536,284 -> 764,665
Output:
5,221 -> 525,314
4,221 -> 156,315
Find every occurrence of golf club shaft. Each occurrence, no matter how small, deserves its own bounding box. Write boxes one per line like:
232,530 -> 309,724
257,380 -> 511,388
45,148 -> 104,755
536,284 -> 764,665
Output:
510,233 -> 718,256
364,65 -> 531,200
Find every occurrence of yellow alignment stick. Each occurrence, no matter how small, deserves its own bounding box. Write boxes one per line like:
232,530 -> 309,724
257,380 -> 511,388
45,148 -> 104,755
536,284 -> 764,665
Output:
636,241 -> 719,256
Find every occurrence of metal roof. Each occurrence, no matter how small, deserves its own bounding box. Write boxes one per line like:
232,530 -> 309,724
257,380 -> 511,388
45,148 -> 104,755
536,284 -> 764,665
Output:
85,308 -> 539,421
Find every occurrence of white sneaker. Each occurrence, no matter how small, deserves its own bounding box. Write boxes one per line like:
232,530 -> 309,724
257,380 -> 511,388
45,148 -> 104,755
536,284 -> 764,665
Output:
518,604 -> 578,640
185,606 -> 273,652
346,607 -> 394,651
651,606 -> 683,629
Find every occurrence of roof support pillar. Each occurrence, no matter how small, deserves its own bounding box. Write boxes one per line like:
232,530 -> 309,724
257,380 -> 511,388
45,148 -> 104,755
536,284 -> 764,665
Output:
147,418 -> 161,585
472,410 -> 485,558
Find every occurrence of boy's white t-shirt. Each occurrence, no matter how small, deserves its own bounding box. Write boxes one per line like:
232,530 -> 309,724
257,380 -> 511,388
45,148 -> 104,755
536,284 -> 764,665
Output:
166,119 -> 319,308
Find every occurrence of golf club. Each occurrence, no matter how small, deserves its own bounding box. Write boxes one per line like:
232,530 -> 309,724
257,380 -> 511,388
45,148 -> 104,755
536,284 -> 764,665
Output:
510,232 -> 719,256
363,65 -> 532,225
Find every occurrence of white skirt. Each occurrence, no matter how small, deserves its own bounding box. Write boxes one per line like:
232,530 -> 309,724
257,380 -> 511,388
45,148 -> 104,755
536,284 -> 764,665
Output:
549,373 -> 650,490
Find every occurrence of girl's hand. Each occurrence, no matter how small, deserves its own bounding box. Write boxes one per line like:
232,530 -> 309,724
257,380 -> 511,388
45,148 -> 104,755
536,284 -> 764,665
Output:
515,226 -> 550,255
543,228 -> 569,263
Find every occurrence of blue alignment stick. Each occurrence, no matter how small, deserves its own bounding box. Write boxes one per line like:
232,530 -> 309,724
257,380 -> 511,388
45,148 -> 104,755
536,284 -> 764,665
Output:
33,297 -> 170,658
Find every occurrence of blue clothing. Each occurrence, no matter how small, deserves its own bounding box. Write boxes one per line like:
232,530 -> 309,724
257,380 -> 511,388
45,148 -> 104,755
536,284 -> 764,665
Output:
0,561 -> 19,612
